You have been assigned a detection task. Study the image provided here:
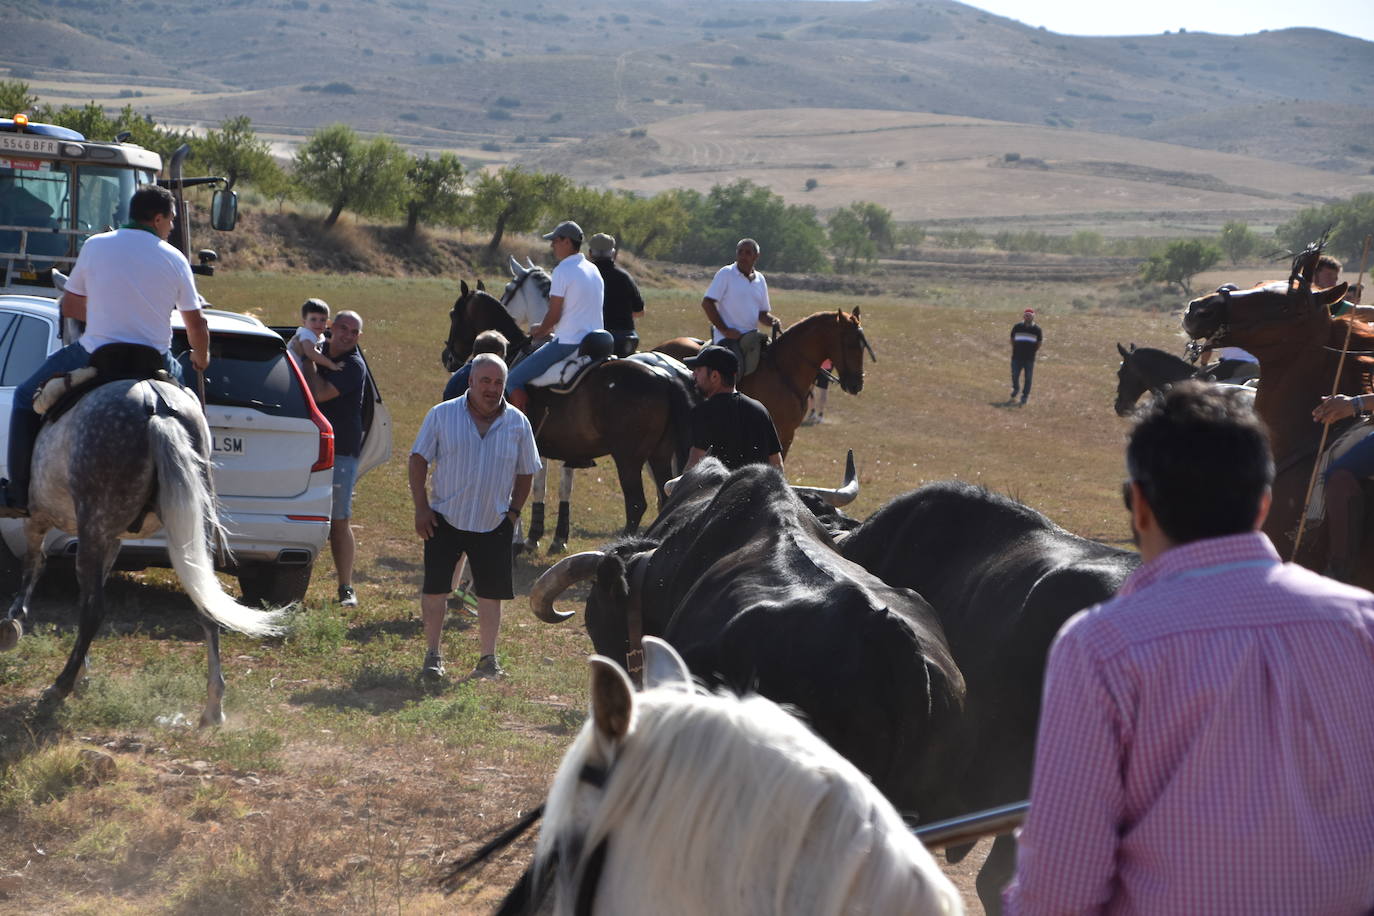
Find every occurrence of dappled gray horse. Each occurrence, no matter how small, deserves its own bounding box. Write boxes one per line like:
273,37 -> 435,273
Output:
1,378 -> 286,725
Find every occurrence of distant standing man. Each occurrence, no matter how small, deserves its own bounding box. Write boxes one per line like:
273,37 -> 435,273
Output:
1004,382 -> 1374,914
300,308 -> 367,608
505,220 -> 604,412
701,238 -> 781,375
410,354 -> 540,681
683,345 -> 783,473
1,184 -> 209,517
1009,308 -> 1042,405
587,232 -> 645,358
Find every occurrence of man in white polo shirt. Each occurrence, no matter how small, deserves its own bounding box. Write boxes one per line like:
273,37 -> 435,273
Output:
410,354 -> 541,681
1,184 -> 210,516
700,237 -> 782,375
504,219 -> 604,413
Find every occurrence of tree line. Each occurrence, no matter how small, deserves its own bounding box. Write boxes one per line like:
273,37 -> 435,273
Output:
5,80 -> 1372,283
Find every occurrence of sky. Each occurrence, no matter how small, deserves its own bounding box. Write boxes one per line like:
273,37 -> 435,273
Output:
951,0 -> 1374,43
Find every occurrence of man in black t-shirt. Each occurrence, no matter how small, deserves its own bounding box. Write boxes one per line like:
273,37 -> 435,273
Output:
1009,308 -> 1043,406
684,346 -> 784,472
588,233 -> 645,358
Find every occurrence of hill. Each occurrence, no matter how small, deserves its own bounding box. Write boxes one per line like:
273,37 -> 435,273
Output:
2,0 -> 1372,176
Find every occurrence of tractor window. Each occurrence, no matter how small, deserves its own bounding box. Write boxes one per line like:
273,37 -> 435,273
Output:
76,166 -> 146,239
0,162 -> 72,259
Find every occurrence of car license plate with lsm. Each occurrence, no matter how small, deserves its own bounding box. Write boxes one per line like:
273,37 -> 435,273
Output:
211,433 -> 245,456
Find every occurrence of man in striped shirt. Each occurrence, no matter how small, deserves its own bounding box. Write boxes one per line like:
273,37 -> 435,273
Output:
409,354 -> 541,681
1005,382 -> 1374,914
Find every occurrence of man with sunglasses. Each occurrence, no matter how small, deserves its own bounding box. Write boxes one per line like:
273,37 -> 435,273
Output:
1006,382 -> 1374,913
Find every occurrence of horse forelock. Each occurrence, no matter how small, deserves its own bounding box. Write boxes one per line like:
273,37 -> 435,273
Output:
538,687 -> 948,914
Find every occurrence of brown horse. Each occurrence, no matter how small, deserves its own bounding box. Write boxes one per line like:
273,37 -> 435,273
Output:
1182,254 -> 1374,585
654,308 -> 876,455
443,280 -> 697,537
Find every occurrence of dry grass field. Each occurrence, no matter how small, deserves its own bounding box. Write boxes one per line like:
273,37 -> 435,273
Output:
0,263 -> 1233,913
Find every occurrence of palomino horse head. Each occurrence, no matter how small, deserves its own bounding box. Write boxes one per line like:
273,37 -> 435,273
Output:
440,637 -> 960,915
503,256 -> 553,329
441,279 -> 526,371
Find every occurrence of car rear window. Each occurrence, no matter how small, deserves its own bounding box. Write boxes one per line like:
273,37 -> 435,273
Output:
172,331 -> 309,419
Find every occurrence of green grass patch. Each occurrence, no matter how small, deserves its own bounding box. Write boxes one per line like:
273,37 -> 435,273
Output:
0,742 -> 85,812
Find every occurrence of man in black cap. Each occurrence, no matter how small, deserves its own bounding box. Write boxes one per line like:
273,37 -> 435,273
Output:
587,232 -> 644,358
684,345 -> 784,472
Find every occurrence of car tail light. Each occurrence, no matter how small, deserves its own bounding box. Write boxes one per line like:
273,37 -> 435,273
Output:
285,353 -> 335,471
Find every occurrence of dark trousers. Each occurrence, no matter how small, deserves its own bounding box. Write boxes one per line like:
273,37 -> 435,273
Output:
1011,357 -> 1035,401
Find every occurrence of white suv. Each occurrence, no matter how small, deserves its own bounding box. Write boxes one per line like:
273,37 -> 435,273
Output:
0,296 -> 391,604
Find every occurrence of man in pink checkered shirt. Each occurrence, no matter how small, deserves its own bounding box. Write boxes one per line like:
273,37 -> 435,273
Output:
1005,382 -> 1374,914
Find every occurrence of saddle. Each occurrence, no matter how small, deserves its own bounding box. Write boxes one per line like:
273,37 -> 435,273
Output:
34,343 -> 174,424
720,331 -> 766,377
529,353 -> 614,394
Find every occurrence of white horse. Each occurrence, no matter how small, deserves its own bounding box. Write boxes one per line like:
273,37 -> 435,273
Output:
443,637 -> 963,915
1,377 -> 287,725
503,256 -> 577,553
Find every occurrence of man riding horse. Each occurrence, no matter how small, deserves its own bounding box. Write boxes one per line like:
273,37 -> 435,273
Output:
0,185 -> 210,517
505,220 -> 607,414
700,238 -> 782,377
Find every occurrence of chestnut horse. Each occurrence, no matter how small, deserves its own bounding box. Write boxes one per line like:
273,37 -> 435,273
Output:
655,308 -> 876,456
1182,252 -> 1374,585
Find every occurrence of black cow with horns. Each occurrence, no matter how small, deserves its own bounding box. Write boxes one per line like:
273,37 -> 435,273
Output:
528,455 -> 968,823
838,480 -> 1140,913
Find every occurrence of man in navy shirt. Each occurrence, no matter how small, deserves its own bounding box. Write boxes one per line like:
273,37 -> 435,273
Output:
301,308 -> 368,608
1009,308 -> 1043,406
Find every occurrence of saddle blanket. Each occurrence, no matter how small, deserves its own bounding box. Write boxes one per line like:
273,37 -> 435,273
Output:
530,354 -> 607,393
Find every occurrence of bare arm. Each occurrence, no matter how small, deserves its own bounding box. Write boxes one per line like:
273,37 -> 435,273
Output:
510,473 -> 533,513
531,296 -> 565,339
759,310 -> 780,331
701,298 -> 738,339
301,359 -> 341,403
182,308 -> 211,371
60,291 -> 87,322
409,453 -> 437,539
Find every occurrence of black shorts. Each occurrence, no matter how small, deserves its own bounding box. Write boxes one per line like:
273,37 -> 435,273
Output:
814,370 -> 831,389
421,514 -> 514,598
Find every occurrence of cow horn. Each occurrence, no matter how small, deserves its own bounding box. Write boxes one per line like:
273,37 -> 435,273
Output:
791,450 -> 859,507
529,551 -> 605,622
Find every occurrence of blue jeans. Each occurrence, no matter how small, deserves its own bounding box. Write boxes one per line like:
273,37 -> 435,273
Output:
331,454 -> 360,520
1328,431 -> 1374,480
505,340 -> 578,395
1011,357 -> 1035,400
8,342 -> 182,494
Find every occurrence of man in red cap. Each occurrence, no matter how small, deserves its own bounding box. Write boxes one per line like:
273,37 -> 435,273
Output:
1010,308 -> 1042,406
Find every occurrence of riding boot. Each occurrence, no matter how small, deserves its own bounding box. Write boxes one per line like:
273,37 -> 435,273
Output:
1324,470 -> 1364,583
0,408 -> 39,517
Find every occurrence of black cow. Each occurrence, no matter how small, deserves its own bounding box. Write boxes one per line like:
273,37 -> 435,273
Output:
840,480 -> 1140,913
529,457 -> 967,821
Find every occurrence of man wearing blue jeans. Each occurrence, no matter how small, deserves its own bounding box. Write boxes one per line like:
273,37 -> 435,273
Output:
505,220 -> 604,413
300,308 -> 368,607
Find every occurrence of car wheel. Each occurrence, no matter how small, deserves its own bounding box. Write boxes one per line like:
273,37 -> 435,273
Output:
237,562 -> 314,607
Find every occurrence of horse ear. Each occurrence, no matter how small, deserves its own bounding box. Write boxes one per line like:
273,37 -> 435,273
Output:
589,656 -> 636,742
477,279 -> 486,291
525,257 -> 536,271
852,304 -> 861,319
1117,342 -> 1130,358
461,280 -> 470,297
641,636 -> 692,692
509,255 -> 524,278
1317,283 -> 1349,308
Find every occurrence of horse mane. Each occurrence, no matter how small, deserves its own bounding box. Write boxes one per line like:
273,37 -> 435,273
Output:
538,685 -> 955,915
468,288 -> 524,342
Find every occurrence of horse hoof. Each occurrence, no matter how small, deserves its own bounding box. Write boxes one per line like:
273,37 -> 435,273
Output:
522,539 -> 539,553
40,684 -> 70,706
199,710 -> 226,728
0,618 -> 21,651
549,540 -> 567,555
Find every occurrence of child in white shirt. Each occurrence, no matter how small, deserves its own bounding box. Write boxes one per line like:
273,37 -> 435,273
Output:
290,298 -> 341,371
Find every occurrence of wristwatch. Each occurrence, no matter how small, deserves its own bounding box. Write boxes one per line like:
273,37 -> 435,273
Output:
505,507 -> 521,520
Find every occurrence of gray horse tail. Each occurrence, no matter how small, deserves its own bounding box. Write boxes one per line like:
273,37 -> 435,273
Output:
148,414 -> 288,637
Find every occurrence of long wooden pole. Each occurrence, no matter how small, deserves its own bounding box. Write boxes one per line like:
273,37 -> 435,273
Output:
1292,234 -> 1374,560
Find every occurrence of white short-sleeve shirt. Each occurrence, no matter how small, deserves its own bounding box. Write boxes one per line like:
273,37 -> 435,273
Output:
411,396 -> 543,532
549,252 -> 605,344
704,263 -> 771,342
65,227 -> 201,353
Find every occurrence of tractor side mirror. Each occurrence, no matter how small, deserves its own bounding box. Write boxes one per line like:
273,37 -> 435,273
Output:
210,189 -> 238,231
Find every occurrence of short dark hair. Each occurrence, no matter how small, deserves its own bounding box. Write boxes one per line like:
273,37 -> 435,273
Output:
1317,254 -> 1343,275
301,298 -> 330,318
714,366 -> 737,386
1126,381 -> 1273,544
129,184 -> 175,224
473,329 -> 508,358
